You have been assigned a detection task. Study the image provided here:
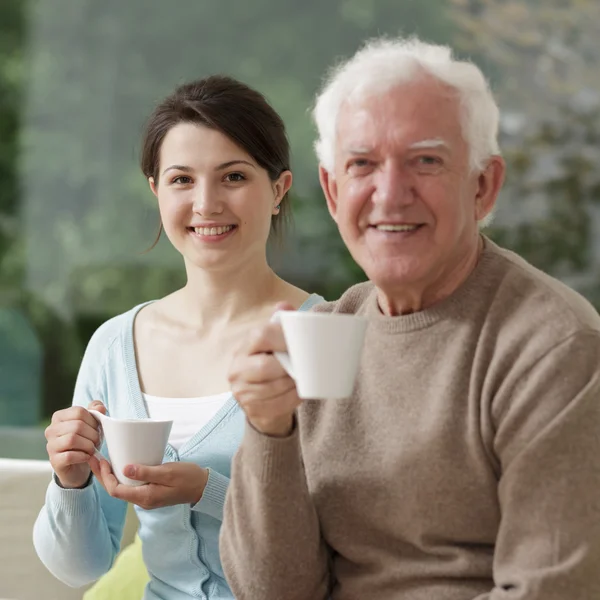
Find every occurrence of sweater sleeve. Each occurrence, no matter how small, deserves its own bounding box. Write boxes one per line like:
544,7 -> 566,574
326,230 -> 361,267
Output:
473,330 -> 600,599
220,421 -> 331,600
33,324 -> 128,588
191,468 -> 229,521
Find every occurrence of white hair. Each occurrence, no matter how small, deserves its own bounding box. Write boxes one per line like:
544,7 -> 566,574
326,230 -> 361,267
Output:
312,36 -> 501,174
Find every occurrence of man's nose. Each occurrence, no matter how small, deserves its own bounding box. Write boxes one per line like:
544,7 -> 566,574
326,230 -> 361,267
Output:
372,162 -> 415,208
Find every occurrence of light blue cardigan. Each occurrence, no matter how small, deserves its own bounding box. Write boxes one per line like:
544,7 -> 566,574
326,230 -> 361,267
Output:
33,294 -> 324,600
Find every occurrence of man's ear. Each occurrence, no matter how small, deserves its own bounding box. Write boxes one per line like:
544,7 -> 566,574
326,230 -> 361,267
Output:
319,165 -> 339,222
474,156 -> 505,221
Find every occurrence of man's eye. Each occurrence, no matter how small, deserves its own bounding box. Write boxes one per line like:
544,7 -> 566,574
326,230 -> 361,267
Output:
225,172 -> 245,183
348,159 -> 372,171
417,156 -> 442,166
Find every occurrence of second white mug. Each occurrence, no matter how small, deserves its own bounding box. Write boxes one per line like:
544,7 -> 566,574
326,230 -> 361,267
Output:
272,310 -> 367,400
89,410 -> 173,486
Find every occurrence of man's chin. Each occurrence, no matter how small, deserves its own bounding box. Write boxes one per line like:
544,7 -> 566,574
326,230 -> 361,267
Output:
362,256 -> 427,288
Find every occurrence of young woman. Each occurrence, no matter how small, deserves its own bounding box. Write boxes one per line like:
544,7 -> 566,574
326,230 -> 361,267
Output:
33,75 -> 323,600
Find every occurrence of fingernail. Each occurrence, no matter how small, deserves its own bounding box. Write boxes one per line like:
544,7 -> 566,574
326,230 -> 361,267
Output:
124,465 -> 136,477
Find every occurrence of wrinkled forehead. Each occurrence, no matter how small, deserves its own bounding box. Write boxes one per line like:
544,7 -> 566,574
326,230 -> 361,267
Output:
335,82 -> 464,156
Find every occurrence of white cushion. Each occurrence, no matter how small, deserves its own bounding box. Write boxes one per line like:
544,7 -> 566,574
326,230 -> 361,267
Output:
0,458 -> 89,600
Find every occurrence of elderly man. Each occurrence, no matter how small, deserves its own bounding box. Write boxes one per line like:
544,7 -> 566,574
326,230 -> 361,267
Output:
220,37 -> 600,599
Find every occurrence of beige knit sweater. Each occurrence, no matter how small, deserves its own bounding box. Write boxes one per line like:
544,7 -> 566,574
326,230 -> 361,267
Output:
221,239 -> 600,600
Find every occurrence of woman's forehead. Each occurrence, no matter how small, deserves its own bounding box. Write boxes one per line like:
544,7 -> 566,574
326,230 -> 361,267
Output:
160,123 -> 256,167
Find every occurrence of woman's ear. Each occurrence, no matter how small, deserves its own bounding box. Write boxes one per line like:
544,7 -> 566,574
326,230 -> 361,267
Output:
273,170 -> 293,212
149,177 -> 158,198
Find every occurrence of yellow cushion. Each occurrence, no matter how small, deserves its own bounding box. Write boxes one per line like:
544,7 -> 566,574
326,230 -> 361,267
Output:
83,534 -> 149,600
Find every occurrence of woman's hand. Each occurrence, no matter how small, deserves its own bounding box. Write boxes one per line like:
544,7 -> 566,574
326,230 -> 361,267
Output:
45,401 -> 106,489
89,458 -> 209,510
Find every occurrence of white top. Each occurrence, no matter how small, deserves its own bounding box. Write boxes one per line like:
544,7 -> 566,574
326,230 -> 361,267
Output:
142,391 -> 230,451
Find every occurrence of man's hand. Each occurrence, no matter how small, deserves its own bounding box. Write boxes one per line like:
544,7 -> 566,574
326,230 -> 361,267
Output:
228,303 -> 301,436
89,458 -> 209,510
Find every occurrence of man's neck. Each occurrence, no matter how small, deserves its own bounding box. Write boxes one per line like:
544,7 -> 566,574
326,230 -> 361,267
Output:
377,236 -> 483,316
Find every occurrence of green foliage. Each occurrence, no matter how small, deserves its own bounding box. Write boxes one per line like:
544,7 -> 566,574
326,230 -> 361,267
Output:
449,0 -> 600,303
0,0 -> 26,274
490,95 -> 600,273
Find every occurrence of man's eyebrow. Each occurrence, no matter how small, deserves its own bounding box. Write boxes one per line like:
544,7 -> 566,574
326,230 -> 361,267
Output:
343,147 -> 373,155
408,138 -> 451,150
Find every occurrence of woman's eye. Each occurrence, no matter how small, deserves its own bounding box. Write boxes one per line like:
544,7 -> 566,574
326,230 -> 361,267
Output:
172,175 -> 193,185
224,172 -> 245,183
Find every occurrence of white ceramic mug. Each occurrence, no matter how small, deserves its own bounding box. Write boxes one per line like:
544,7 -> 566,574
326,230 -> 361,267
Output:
271,311 -> 367,400
89,410 -> 173,486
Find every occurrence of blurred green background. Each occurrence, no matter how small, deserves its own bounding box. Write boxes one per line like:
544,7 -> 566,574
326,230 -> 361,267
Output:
1,0 -> 599,456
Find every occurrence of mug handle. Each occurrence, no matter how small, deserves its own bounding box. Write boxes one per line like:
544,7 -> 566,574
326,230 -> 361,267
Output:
270,311 -> 295,380
88,409 -> 110,464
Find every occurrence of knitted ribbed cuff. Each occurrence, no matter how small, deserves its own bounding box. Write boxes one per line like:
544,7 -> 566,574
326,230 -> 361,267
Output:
47,473 -> 96,517
191,468 -> 229,521
242,419 -> 303,484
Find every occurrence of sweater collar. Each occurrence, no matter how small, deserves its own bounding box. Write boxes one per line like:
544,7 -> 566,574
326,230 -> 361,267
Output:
364,236 -> 502,333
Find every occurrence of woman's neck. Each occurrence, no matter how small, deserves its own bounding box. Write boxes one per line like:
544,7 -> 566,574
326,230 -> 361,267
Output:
170,259 -> 290,329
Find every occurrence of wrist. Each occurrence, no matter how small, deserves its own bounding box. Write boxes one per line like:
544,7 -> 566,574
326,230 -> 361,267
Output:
55,471 -> 92,490
250,414 -> 295,437
192,466 -> 209,505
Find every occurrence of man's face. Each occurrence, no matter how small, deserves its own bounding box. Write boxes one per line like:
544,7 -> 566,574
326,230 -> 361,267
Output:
321,77 -> 499,301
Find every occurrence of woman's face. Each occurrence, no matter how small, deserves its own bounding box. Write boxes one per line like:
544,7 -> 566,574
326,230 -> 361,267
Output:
150,122 -> 291,273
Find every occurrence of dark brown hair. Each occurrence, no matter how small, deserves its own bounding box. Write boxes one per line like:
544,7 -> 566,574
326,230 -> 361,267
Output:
141,75 -> 292,248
